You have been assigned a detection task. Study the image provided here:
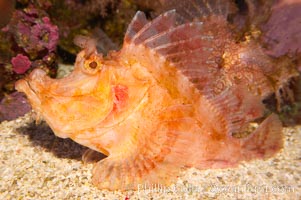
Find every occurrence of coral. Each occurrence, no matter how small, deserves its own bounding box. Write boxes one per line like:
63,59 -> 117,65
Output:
258,0 -> 301,125
101,0 -> 138,45
0,64 -> 10,99
45,0 -> 120,54
262,0 -> 301,57
0,91 -> 31,122
82,0 -> 118,17
30,17 -> 59,52
10,0 -> 159,56
1,4 -> 59,86
11,54 -> 32,74
4,6 -> 59,59
0,3 -> 59,111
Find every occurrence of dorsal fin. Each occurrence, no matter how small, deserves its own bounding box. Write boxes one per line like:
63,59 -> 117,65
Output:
122,9 -> 232,92
127,10 -> 185,45
122,7 -> 297,101
124,11 -> 148,44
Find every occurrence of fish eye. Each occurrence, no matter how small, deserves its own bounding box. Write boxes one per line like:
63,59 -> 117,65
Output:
89,61 -> 98,69
82,59 -> 102,75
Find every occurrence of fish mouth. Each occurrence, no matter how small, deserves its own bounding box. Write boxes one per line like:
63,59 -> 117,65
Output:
15,68 -> 47,110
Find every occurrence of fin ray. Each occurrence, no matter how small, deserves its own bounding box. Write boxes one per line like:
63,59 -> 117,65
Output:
132,10 -> 183,45
91,104 -> 200,190
143,22 -> 203,49
197,86 -> 265,137
122,10 -> 230,93
240,114 -> 283,160
124,11 -> 148,43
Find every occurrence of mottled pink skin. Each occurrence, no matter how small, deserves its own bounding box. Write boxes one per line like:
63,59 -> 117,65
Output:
11,54 -> 32,74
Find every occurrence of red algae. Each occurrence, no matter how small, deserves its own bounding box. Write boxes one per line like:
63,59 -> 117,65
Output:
11,54 -> 32,74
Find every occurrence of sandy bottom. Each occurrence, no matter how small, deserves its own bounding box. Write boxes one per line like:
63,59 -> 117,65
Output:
0,113 -> 300,200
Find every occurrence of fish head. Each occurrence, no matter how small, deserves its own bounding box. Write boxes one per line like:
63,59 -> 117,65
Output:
15,49 -> 114,138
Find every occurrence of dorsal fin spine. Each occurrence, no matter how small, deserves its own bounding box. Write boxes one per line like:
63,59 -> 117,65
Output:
132,10 -> 177,43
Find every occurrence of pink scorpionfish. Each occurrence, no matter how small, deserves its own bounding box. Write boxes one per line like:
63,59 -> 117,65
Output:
15,1 -> 298,190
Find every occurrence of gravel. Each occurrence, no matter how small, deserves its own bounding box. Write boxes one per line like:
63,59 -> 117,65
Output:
0,112 -> 300,200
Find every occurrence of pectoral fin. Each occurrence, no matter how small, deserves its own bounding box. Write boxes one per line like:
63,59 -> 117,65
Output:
91,104 -> 199,190
92,151 -> 180,190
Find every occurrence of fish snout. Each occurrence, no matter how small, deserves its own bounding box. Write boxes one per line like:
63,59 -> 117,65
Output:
15,68 -> 47,108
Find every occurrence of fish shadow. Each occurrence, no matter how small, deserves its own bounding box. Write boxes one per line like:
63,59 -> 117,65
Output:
16,121 -> 106,162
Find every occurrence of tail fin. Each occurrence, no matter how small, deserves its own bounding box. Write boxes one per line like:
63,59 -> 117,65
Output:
240,114 -> 283,161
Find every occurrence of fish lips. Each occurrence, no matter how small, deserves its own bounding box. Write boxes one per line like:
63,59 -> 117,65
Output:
15,68 -> 47,109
